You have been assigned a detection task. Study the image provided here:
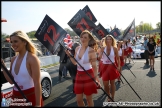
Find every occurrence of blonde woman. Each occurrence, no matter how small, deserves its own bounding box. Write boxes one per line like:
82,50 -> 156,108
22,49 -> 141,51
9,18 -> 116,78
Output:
98,35 -> 120,102
97,38 -> 106,78
65,30 -> 100,107
115,41 -> 124,83
1,30 -> 43,107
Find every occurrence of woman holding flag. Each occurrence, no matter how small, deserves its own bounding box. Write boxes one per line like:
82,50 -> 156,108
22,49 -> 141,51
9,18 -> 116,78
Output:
65,30 -> 101,107
98,35 -> 120,102
115,41 -> 124,83
123,40 -> 129,65
127,39 -> 133,63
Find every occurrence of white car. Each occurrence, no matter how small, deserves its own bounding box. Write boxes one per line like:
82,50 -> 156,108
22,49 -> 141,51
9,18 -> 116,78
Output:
131,44 -> 158,59
1,67 -> 52,100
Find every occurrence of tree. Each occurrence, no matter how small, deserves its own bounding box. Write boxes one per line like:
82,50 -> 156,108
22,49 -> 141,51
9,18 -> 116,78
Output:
64,28 -> 77,36
1,33 -> 9,39
26,31 -> 36,38
156,22 -> 161,29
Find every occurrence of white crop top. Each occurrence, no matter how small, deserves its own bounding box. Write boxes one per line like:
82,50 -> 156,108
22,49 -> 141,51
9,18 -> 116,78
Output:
11,51 -> 34,91
101,46 -> 115,64
118,48 -> 122,56
123,44 -> 128,49
127,43 -> 131,47
75,46 -> 92,71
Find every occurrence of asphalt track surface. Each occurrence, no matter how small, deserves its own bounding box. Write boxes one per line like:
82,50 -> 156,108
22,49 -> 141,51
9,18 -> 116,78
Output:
43,57 -> 161,107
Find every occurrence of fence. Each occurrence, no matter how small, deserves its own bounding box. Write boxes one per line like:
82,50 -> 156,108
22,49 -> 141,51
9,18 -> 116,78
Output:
5,55 -> 60,68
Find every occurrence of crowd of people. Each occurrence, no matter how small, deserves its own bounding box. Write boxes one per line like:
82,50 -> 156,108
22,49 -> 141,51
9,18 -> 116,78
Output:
63,30 -> 137,106
1,17 -> 160,107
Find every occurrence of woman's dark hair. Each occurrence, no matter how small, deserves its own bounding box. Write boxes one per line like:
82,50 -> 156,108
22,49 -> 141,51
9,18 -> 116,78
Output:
117,41 -> 122,49
149,36 -> 155,43
125,41 -> 128,46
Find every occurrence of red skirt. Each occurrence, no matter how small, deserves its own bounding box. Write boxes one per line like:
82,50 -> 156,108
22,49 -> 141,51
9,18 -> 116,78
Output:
100,63 -> 120,81
128,47 -> 133,53
124,49 -> 128,56
115,56 -> 124,67
74,69 -> 98,95
11,87 -> 43,107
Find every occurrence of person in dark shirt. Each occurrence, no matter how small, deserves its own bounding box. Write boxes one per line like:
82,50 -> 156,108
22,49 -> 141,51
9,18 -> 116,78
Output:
147,37 -> 156,71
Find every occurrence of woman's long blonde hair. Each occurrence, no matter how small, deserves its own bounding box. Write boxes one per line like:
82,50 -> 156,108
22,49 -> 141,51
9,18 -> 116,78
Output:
10,30 -> 42,55
80,30 -> 98,52
105,35 -> 117,48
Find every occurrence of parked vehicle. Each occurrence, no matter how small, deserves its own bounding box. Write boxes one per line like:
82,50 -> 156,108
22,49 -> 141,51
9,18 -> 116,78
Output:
131,44 -> 158,59
1,68 -> 52,100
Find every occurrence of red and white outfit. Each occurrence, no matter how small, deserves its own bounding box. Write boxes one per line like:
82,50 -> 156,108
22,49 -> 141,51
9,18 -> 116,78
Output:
99,46 -> 119,81
127,43 -> 133,54
64,34 -> 73,49
11,51 -> 43,106
123,44 -> 129,56
115,48 -> 124,67
74,46 -> 98,95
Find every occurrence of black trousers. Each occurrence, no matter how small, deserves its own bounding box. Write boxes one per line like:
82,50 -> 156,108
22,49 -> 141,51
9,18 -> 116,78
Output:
144,50 -> 149,64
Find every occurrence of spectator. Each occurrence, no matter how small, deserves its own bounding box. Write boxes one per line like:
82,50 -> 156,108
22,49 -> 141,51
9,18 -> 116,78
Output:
144,37 -> 149,65
147,37 -> 156,71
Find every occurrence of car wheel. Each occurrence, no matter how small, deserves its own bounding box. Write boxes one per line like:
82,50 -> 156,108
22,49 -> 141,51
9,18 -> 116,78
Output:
41,78 -> 51,100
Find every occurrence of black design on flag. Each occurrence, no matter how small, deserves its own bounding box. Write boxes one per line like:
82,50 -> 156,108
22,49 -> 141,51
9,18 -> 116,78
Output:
109,28 -> 121,39
122,19 -> 135,40
68,9 -> 97,36
35,14 -> 67,54
82,5 -> 97,23
92,23 -> 109,40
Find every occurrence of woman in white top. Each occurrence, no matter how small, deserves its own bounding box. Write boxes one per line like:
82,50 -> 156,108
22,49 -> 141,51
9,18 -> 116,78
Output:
98,35 -> 120,102
97,38 -> 106,78
65,30 -> 100,107
127,39 -> 133,63
1,30 -> 43,107
122,40 -> 129,65
115,41 -> 124,83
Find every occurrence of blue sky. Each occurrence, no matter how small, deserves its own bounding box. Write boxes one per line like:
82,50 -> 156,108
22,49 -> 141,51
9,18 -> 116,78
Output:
2,1 -> 160,35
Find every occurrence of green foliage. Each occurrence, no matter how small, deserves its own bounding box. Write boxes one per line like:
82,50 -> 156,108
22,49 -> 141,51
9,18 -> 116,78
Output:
26,30 -> 36,38
64,28 -> 77,36
135,22 -> 154,34
156,22 -> 161,29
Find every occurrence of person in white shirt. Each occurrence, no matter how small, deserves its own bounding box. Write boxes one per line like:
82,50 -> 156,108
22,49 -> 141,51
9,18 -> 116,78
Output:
127,39 -> 133,63
1,30 -> 43,107
65,30 -> 101,107
115,41 -> 124,83
98,35 -> 120,102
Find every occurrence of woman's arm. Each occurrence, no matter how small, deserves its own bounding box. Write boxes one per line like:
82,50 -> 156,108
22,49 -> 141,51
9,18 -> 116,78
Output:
1,57 -> 16,84
98,47 -> 104,61
89,48 -> 98,80
122,49 -> 124,58
29,54 -> 42,107
114,47 -> 120,71
147,43 -> 150,53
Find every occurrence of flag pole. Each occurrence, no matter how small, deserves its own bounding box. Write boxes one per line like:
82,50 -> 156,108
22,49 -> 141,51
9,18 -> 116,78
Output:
98,45 -> 141,100
59,42 -> 118,103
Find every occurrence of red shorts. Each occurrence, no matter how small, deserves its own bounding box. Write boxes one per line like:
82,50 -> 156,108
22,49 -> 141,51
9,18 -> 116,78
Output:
74,69 -> 98,95
11,87 -> 43,107
124,49 -> 128,56
100,63 -> 120,81
115,56 -> 124,67
128,47 -> 133,53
